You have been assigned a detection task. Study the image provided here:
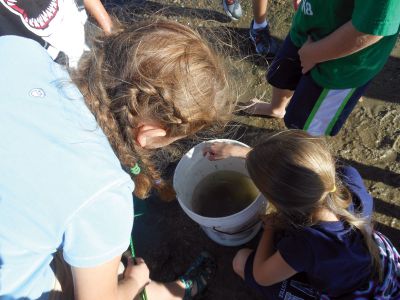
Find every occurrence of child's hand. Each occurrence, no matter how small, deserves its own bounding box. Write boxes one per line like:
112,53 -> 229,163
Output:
123,257 -> 150,289
298,36 -> 317,74
203,143 -> 250,160
293,0 -> 301,11
260,213 -> 279,230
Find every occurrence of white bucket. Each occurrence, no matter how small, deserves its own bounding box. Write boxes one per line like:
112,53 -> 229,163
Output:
173,139 -> 267,246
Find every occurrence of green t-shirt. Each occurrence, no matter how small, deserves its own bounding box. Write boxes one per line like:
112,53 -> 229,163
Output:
290,0 -> 400,89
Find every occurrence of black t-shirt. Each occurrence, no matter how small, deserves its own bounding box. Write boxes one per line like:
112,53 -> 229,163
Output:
0,5 -> 45,46
0,0 -> 85,63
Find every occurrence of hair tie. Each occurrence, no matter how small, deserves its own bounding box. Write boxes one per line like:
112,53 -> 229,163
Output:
330,185 -> 336,193
130,163 -> 141,175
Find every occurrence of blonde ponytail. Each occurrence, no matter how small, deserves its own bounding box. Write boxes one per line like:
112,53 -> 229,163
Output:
328,187 -> 382,282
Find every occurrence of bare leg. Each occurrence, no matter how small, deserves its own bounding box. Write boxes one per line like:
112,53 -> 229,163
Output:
136,280 -> 187,300
252,0 -> 268,24
244,87 -> 293,118
232,248 -> 254,280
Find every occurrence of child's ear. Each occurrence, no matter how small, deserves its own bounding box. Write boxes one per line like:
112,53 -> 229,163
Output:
135,124 -> 167,148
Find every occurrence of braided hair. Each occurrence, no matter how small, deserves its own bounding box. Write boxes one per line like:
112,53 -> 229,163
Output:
71,18 -> 233,199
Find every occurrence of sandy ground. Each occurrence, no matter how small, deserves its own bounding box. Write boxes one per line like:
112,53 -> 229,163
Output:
104,1 -> 400,299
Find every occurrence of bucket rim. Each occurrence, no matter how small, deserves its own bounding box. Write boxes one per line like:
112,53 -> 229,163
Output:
173,139 -> 264,222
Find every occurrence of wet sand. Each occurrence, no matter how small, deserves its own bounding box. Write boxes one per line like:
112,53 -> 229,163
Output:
112,1 -> 400,299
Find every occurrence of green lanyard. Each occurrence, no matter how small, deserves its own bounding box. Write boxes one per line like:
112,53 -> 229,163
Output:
129,237 -> 148,300
129,165 -> 147,299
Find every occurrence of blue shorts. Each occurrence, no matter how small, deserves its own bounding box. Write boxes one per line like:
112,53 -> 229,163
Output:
267,35 -> 370,136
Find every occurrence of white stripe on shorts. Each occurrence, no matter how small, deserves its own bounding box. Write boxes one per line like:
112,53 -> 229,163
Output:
305,88 -> 355,136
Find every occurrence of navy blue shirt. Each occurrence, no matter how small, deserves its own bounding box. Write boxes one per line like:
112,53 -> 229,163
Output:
276,166 -> 374,297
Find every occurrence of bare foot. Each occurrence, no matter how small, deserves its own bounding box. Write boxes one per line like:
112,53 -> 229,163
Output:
242,98 -> 285,118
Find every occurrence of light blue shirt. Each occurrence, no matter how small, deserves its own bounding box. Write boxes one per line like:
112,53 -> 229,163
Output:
0,36 -> 134,299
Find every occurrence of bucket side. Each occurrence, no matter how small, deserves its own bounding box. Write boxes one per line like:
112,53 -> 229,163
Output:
174,139 -> 268,246
201,222 -> 262,247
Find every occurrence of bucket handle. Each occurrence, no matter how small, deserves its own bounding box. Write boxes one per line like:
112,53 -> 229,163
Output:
212,219 -> 261,236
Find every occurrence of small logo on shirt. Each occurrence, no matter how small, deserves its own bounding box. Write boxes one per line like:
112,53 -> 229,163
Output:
29,88 -> 46,98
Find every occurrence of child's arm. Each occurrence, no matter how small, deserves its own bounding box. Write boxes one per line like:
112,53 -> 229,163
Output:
298,21 -> 383,73
84,0 -> 113,35
293,0 -> 301,11
203,142 -> 251,160
252,216 -> 297,286
72,255 -> 150,300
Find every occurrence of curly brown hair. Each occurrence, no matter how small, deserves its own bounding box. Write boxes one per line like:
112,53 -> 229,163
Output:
71,18 -> 234,199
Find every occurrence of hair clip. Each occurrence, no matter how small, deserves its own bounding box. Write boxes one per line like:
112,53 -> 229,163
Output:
130,163 -> 141,175
330,185 -> 337,193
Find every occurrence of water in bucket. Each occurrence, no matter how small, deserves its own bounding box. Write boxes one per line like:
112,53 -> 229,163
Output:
174,139 -> 267,246
192,170 -> 259,218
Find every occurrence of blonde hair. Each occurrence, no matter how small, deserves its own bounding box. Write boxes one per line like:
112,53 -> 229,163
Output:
71,18 -> 234,199
246,130 -> 382,281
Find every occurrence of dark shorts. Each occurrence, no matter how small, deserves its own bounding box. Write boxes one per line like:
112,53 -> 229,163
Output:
244,252 -> 318,300
267,35 -> 370,136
